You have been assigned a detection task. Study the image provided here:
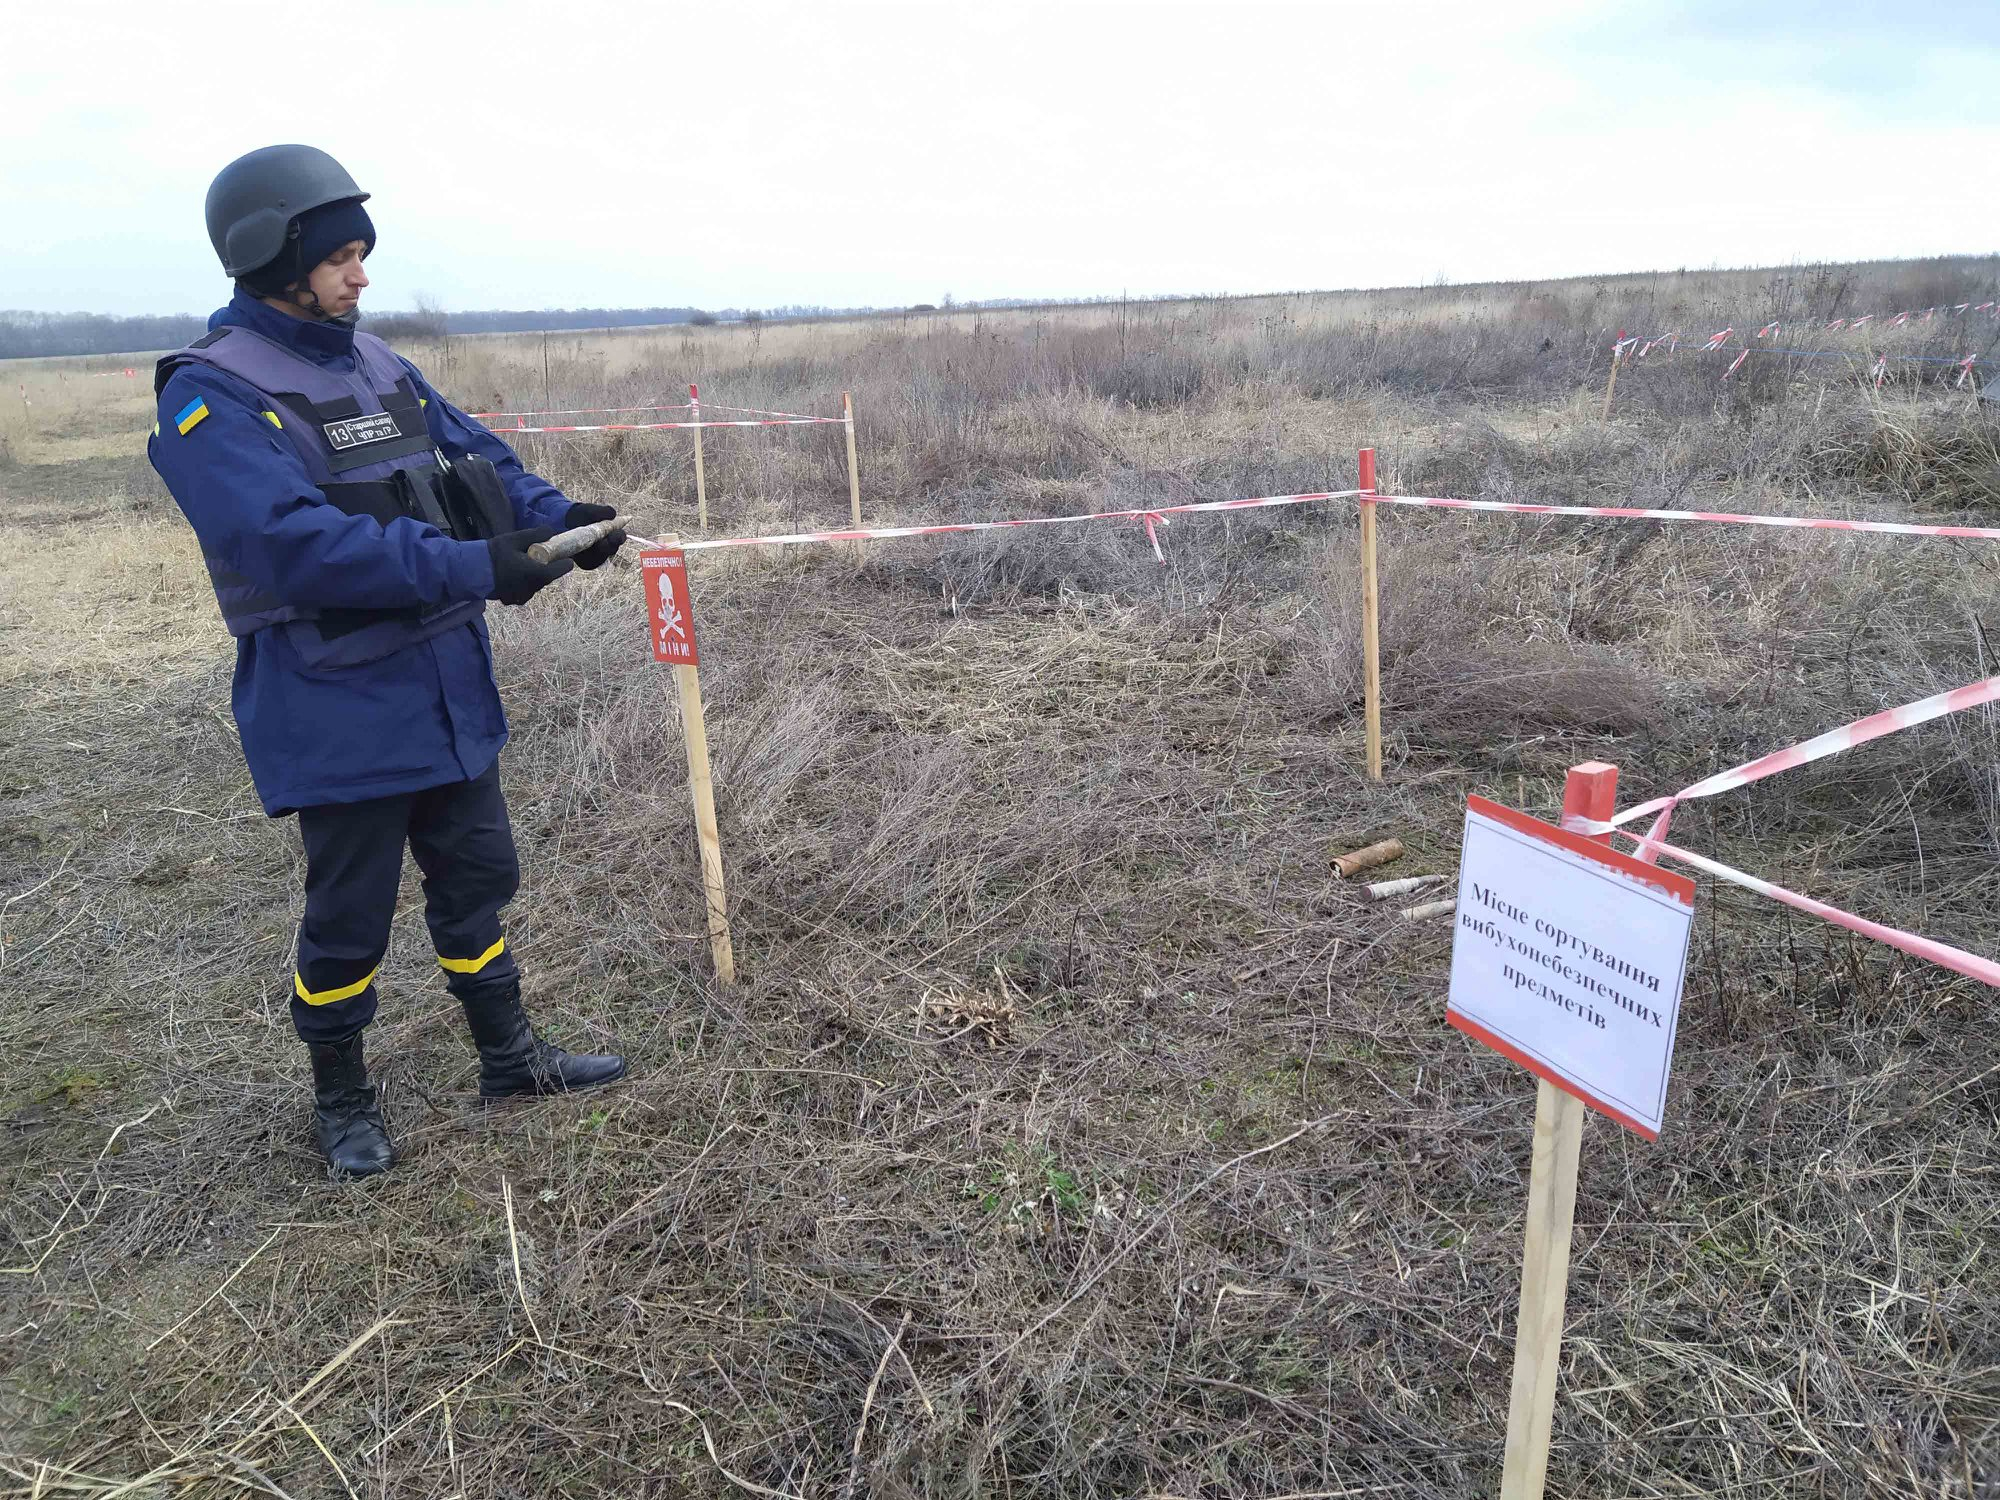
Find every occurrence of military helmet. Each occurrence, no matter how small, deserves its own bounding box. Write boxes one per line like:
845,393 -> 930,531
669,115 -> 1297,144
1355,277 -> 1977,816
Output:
205,145 -> 370,279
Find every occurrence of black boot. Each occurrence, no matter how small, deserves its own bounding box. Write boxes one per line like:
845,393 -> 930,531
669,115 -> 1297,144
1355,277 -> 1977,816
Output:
458,982 -> 626,1100
307,1032 -> 395,1176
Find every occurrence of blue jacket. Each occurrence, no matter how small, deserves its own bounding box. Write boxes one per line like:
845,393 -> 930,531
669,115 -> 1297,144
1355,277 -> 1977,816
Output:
148,292 -> 572,816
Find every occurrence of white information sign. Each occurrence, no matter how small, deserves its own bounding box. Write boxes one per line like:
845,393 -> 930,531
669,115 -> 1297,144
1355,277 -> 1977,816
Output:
1447,796 -> 1695,1140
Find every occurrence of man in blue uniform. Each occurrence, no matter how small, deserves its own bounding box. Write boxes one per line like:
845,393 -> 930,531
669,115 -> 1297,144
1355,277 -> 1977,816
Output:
149,145 -> 627,1178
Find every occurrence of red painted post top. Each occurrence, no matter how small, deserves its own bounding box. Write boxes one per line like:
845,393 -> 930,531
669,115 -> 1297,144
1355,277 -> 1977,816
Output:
1560,762 -> 1619,845
1359,447 -> 1377,495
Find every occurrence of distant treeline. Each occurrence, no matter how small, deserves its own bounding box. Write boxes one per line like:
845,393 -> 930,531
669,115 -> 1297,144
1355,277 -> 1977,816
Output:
0,310 -> 208,360
0,293 -> 1197,359
0,304 -> 749,358
438,306 -> 717,334
0,305 -> 733,358
359,298 -> 1157,337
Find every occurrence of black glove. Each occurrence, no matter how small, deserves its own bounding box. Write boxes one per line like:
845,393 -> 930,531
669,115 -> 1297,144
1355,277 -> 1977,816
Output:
563,502 -> 626,570
485,528 -> 574,606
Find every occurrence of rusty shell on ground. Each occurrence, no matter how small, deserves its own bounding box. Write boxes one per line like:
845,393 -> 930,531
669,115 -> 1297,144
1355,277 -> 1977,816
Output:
1332,837 -> 1405,879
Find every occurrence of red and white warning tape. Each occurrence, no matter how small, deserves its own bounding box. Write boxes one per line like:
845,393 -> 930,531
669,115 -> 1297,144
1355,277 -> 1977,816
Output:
495,415 -> 844,433
474,401 -> 843,426
674,489 -> 1368,553
1373,493 -> 2000,541
473,402 -> 695,420
708,407 -> 846,424
1578,676 -> 2000,839
1645,300 -> 1998,349
476,381 -> 847,429
1560,674 -> 2000,989
699,402 -> 836,423
1597,832 -> 2000,989
630,485 -> 2000,563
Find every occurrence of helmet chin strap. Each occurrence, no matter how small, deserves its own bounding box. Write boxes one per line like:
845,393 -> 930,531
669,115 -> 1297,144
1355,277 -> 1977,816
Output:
283,278 -> 357,326
276,228 -> 347,324
295,287 -> 338,323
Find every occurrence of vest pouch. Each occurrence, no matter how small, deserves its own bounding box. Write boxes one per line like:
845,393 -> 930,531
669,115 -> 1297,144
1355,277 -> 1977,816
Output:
318,477 -> 407,529
307,468 -> 481,654
320,470 -> 455,538
396,468 -> 457,537
438,455 -> 514,542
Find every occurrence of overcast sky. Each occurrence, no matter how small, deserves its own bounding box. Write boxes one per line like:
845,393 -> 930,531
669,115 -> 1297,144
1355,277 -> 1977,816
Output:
6,0 -> 1995,317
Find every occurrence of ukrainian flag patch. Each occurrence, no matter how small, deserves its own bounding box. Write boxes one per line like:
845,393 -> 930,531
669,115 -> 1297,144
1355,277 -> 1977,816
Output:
175,397 -> 210,436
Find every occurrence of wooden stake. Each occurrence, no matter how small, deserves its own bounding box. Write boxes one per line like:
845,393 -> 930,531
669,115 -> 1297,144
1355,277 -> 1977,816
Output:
690,384 -> 709,534
1499,760 -> 1617,1499
843,390 -> 863,530
1357,447 -> 1384,781
1500,1077 -> 1584,1500
1599,342 -> 1624,420
662,533 -> 734,984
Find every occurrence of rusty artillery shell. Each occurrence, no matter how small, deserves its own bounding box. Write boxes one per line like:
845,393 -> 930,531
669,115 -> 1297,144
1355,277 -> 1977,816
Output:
1332,837 -> 1405,879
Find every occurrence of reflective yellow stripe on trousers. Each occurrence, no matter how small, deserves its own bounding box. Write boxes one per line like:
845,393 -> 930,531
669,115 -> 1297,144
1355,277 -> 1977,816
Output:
294,965 -> 380,1006
438,937 -> 506,975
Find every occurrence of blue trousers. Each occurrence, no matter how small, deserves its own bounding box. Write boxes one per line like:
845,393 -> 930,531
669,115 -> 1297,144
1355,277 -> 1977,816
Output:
290,760 -> 521,1044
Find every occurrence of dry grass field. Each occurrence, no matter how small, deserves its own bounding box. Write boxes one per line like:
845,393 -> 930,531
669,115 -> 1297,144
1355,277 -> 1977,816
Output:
3,258 -> 1998,1498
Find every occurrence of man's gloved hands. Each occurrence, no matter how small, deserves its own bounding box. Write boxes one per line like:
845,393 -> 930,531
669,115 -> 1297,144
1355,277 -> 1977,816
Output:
485,528 -> 574,606
563,502 -> 626,570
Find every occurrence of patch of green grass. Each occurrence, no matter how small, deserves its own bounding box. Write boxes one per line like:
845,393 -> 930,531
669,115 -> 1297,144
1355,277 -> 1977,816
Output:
5,1066 -> 112,1115
1043,1161 -> 1085,1216
50,1068 -> 104,1106
963,1144 -> 1092,1223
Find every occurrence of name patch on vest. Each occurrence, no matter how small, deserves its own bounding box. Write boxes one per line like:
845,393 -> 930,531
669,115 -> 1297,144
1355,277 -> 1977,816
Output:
324,412 -> 402,452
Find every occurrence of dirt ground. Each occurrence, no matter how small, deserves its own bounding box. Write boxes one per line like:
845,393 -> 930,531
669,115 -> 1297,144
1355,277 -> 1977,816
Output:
2,264 -> 1998,1497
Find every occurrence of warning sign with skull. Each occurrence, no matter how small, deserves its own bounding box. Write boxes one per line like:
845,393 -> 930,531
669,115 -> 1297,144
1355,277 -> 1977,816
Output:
641,549 -> 698,666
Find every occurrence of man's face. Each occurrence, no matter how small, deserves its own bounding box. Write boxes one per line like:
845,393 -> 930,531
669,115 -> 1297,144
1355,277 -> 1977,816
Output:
303,239 -> 370,317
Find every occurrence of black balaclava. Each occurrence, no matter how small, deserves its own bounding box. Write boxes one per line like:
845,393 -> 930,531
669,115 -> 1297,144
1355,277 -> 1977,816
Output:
240,198 -> 377,321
